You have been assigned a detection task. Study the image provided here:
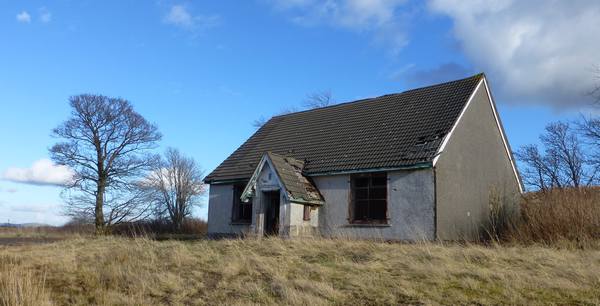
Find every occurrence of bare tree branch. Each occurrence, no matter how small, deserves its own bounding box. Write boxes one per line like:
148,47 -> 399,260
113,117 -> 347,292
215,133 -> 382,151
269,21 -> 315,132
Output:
252,91 -> 334,128
252,116 -> 268,129
303,90 -> 334,109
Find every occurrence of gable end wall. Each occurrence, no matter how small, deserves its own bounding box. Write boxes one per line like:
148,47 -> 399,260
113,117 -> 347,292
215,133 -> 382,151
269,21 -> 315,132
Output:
435,82 -> 521,240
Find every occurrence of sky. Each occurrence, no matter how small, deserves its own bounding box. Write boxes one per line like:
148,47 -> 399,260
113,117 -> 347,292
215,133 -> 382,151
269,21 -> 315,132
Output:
1,0 -> 599,225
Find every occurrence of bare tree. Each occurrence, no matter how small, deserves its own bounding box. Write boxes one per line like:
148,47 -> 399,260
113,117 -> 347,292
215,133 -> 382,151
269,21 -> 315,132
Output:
303,90 -> 334,109
252,116 -> 268,129
143,148 -> 205,231
541,122 -> 587,187
516,145 -> 552,191
517,121 -> 594,191
577,116 -> 600,182
50,94 -> 162,234
253,91 -> 334,128
252,106 -> 299,129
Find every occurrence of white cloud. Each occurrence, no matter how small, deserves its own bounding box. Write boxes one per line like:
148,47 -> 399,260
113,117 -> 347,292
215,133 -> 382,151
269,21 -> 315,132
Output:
16,11 -> 31,23
39,7 -> 52,23
163,5 -> 220,32
1,159 -> 74,186
268,0 -> 410,53
428,0 -> 600,107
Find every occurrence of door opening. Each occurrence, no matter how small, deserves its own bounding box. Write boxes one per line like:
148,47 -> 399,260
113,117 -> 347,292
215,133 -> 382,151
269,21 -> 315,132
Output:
263,190 -> 280,236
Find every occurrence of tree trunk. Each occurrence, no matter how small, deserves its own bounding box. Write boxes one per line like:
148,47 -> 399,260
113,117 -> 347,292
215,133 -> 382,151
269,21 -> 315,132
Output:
173,215 -> 182,233
95,180 -> 106,235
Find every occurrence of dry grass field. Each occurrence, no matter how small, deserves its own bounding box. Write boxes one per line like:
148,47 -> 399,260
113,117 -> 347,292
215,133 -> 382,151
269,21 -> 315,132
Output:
1,236 -> 599,306
1,188 -> 599,305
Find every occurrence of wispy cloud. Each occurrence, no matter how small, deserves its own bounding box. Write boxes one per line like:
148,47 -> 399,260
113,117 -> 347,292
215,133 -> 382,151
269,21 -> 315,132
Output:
39,7 -> 52,23
1,159 -> 74,187
163,4 -> 220,32
267,0 -> 411,53
16,11 -> 31,23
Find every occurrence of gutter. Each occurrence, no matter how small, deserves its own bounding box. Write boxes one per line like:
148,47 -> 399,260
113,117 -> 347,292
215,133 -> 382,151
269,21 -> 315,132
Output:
205,178 -> 249,185
307,162 -> 433,177
206,162 -> 433,184
289,198 -> 325,206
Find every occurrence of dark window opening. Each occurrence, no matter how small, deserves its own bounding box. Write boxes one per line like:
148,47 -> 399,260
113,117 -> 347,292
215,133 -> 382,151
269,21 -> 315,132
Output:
350,172 -> 387,224
303,205 -> 311,221
232,184 -> 252,223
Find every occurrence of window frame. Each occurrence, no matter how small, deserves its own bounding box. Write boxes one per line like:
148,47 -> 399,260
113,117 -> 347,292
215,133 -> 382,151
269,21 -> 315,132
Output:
349,172 -> 388,224
231,184 -> 253,224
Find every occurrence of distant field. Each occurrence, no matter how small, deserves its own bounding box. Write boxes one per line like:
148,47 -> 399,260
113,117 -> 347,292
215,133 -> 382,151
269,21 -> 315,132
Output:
1,236 -> 599,305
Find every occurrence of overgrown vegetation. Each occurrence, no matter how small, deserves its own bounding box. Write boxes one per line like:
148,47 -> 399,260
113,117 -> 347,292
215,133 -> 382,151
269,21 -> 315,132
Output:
0,266 -> 51,306
1,189 -> 599,305
0,218 -> 207,242
1,236 -> 599,305
481,187 -> 600,248
511,188 -> 600,246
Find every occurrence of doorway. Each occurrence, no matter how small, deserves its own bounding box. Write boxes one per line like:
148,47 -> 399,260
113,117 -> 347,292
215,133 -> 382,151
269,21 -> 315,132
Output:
263,190 -> 280,236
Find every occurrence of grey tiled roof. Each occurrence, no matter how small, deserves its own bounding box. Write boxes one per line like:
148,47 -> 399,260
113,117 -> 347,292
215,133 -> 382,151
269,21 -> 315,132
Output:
205,74 -> 483,183
266,152 -> 324,205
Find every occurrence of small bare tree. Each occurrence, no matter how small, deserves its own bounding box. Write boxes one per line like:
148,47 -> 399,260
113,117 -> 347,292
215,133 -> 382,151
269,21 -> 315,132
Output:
253,91 -> 334,128
50,94 -> 161,234
517,121 -> 594,191
577,116 -> 600,181
143,148 -> 205,231
303,90 -> 334,109
541,122 -> 587,187
252,116 -> 268,129
252,106 -> 299,129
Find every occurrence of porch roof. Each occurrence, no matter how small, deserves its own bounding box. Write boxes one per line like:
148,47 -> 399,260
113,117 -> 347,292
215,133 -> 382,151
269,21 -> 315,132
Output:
242,152 -> 324,205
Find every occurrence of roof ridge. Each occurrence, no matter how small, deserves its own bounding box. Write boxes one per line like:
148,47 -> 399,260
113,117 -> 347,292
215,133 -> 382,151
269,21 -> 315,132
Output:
269,73 -> 484,120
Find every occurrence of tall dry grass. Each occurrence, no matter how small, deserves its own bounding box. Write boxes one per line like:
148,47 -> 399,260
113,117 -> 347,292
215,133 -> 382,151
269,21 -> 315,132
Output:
0,236 -> 599,305
516,188 -> 600,243
0,265 -> 51,306
482,187 -> 600,248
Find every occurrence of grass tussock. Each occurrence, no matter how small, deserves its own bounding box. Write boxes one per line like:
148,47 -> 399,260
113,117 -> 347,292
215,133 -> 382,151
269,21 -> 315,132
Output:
1,237 -> 599,305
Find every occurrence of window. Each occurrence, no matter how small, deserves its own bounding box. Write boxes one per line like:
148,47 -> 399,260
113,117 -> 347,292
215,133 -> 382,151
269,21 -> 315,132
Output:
303,205 -> 311,221
350,172 -> 387,224
231,184 -> 252,223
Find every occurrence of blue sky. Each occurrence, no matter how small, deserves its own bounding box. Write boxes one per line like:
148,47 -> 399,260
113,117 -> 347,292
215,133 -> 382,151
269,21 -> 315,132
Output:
1,0 -> 598,225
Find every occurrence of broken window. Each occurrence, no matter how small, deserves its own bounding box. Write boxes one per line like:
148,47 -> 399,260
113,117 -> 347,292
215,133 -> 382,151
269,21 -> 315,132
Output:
231,184 -> 252,223
303,205 -> 311,221
350,172 -> 387,224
